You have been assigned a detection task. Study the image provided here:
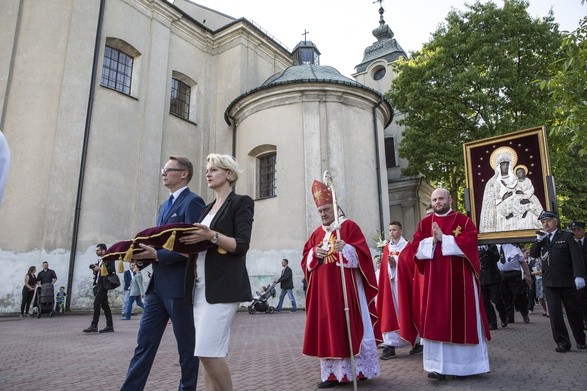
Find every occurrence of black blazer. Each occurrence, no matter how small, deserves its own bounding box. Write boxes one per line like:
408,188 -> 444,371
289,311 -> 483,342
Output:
530,230 -> 586,288
276,266 -> 294,290
196,191 -> 254,304
479,244 -> 503,285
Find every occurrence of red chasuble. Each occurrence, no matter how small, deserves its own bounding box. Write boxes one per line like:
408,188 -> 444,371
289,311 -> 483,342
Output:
301,219 -> 381,358
412,211 -> 491,345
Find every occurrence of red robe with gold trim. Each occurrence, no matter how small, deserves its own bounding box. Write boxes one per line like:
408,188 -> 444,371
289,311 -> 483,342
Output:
302,219 -> 381,358
412,211 -> 491,344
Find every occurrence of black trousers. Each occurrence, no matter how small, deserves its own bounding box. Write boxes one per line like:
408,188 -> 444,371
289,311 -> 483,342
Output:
21,287 -> 35,315
543,286 -> 586,348
500,270 -> 528,320
91,285 -> 113,328
577,287 -> 587,325
481,282 -> 508,326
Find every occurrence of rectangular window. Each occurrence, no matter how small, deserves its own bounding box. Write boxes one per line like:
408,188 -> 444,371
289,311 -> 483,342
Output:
170,78 -> 191,120
384,137 -> 397,168
100,46 -> 133,95
258,153 -> 277,198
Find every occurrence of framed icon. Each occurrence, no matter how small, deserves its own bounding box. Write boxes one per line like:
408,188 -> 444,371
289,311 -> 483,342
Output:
463,126 -> 553,243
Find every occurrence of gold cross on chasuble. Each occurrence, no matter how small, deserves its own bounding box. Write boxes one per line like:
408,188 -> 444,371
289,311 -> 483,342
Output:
452,226 -> 462,237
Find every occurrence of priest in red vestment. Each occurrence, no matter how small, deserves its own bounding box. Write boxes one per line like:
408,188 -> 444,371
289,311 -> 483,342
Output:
377,221 -> 423,360
302,180 -> 381,389
412,188 -> 491,380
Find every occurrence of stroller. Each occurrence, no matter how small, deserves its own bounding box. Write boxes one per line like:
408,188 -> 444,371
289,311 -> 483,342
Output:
247,281 -> 277,315
35,283 -> 55,318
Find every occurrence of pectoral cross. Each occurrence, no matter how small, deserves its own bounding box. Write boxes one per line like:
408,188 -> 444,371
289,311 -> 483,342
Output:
452,225 -> 462,237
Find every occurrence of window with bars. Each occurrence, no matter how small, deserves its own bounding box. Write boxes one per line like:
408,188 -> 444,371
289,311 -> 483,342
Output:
258,153 -> 277,198
100,46 -> 133,95
170,78 -> 191,120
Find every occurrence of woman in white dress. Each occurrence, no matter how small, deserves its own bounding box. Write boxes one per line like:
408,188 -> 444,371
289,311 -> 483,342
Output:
180,154 -> 254,391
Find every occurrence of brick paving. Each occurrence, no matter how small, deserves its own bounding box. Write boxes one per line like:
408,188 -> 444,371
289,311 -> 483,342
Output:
1,309 -> 585,390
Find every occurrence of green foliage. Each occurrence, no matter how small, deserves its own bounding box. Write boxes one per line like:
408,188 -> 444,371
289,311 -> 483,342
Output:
386,0 -> 562,205
538,10 -> 587,224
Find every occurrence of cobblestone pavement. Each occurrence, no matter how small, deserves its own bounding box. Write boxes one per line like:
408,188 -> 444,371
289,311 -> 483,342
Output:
1,309 -> 585,390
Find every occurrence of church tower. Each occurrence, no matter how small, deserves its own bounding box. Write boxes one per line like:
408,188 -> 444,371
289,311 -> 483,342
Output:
353,1 -> 433,237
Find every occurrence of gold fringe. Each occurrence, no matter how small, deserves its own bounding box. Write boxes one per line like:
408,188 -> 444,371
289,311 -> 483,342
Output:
100,262 -> 108,276
116,256 -> 125,273
162,230 -> 176,251
124,241 -> 135,261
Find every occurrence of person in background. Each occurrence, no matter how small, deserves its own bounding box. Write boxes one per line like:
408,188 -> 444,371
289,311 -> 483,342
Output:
274,259 -> 297,313
122,262 -> 144,320
20,266 -> 37,317
55,286 -> 67,314
122,263 -> 133,316
83,244 -> 115,333
569,221 -> 587,330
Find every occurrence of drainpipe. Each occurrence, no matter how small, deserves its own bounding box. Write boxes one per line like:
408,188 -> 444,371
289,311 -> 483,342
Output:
65,0 -> 106,311
372,96 -> 385,234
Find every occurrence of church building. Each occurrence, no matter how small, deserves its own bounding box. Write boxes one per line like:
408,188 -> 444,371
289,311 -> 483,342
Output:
0,0 -> 429,312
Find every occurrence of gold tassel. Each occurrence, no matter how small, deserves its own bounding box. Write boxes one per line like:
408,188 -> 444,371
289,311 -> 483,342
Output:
163,230 -> 176,251
124,241 -> 135,261
100,261 -> 108,276
116,256 -> 125,273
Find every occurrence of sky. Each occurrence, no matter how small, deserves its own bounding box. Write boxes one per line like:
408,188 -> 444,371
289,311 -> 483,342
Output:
187,0 -> 586,77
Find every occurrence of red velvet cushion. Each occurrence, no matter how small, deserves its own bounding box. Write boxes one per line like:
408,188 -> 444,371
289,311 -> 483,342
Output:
101,240 -> 154,262
132,223 -> 212,254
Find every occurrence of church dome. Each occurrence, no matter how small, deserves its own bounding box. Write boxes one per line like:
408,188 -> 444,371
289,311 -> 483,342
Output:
261,64 -> 364,88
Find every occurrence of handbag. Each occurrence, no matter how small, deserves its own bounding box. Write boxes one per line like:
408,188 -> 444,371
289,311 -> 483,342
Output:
102,273 -> 121,290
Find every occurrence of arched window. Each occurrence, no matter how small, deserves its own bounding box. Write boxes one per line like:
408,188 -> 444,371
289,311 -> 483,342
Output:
101,38 -> 141,97
249,145 -> 277,199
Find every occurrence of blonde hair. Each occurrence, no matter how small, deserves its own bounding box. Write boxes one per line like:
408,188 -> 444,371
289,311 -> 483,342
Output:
206,153 -> 242,184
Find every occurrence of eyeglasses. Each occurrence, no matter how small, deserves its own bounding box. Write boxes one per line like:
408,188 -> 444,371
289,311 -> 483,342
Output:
161,167 -> 185,175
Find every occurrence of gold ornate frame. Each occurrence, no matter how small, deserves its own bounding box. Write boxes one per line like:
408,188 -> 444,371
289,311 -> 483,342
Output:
463,126 -> 553,243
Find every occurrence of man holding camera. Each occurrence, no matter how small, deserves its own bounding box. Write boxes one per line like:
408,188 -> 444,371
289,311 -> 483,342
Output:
83,243 -> 116,333
530,211 -> 586,352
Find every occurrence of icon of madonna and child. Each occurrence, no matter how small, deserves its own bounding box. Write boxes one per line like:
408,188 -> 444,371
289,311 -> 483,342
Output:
478,146 -> 544,233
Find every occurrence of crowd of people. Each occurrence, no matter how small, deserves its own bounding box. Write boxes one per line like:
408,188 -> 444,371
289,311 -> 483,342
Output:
17,151 -> 586,391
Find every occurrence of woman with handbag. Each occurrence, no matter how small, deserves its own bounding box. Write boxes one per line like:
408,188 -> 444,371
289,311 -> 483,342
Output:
180,154 -> 254,391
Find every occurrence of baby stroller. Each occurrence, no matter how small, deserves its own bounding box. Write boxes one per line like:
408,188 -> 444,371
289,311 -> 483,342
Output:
248,281 -> 277,315
35,283 -> 55,318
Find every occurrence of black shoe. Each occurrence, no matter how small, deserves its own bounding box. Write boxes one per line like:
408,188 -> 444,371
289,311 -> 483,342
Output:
454,375 -> 468,380
409,343 -> 423,355
83,326 -> 98,333
380,345 -> 396,360
507,317 -> 515,323
555,344 -> 571,353
98,326 -> 114,333
577,343 -> 587,350
317,380 -> 339,388
489,324 -> 497,330
427,372 -> 446,380
501,320 -> 508,328
290,309 -> 297,313
522,314 -> 530,324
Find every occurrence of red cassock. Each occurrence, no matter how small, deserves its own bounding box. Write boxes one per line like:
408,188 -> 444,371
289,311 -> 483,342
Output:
412,211 -> 491,344
301,219 -> 381,358
377,241 -> 423,347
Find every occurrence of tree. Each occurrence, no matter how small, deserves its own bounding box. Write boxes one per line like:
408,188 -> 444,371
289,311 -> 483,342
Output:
541,2 -> 587,224
387,0 -> 562,206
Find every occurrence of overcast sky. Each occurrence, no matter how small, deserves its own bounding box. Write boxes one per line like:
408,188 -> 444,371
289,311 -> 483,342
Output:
187,0 -> 586,77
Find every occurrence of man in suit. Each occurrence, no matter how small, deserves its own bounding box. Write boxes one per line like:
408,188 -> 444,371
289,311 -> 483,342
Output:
569,221 -> 587,330
530,211 -> 586,352
121,156 -> 205,391
274,259 -> 296,312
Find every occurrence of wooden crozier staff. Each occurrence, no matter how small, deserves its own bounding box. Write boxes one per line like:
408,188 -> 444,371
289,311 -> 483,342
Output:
322,171 -> 358,391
